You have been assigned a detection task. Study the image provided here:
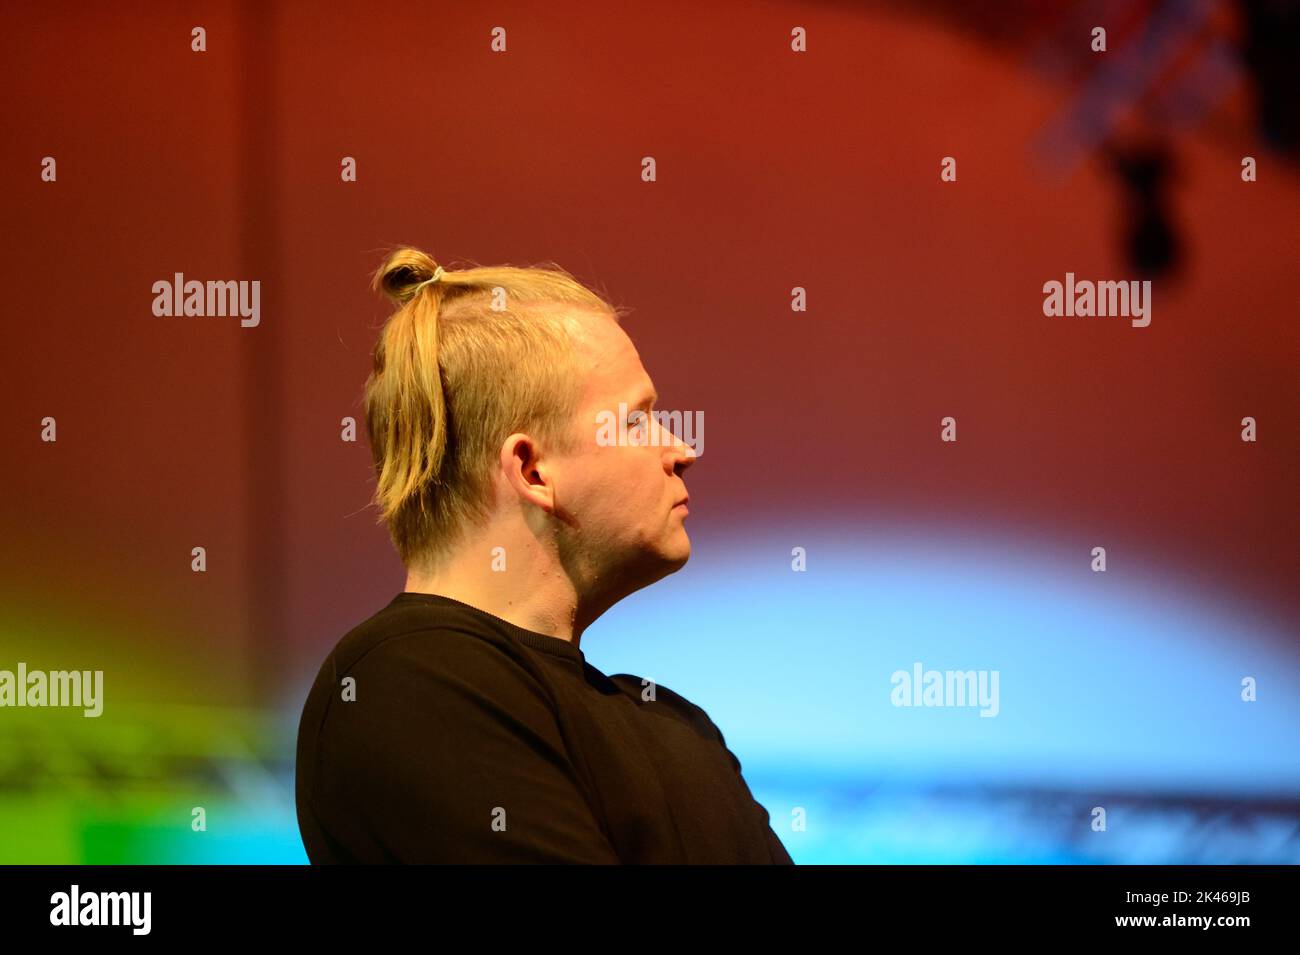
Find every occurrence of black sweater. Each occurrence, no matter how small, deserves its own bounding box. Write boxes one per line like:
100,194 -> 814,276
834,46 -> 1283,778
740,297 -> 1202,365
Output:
295,592 -> 794,864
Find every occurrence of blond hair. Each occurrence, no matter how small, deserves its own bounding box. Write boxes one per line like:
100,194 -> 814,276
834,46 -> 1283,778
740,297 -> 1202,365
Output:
364,246 -> 623,570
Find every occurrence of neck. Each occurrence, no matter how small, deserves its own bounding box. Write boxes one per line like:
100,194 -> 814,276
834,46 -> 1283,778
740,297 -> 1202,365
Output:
404,526 -> 586,646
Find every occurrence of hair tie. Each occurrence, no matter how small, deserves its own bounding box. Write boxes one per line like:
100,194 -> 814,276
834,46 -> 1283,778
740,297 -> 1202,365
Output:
412,265 -> 446,293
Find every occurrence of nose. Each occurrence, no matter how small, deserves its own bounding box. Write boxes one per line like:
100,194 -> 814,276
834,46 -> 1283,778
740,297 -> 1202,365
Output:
665,428 -> 697,475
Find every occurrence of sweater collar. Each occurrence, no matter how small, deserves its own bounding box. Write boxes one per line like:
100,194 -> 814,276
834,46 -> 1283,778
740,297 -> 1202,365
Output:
389,592 -> 586,663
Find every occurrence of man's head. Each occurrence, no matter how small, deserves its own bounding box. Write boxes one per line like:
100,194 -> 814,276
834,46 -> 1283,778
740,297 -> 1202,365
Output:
364,246 -> 696,610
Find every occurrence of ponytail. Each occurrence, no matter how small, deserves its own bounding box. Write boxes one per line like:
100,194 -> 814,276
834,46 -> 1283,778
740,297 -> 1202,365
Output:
367,249 -> 452,522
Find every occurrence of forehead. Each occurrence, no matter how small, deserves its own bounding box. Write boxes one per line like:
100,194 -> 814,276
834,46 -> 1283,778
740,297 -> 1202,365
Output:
570,311 -> 652,402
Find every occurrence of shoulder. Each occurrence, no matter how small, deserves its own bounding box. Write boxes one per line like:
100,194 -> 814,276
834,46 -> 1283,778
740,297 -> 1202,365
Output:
319,596 -> 551,691
302,610 -> 558,750
335,620 -> 535,683
327,599 -> 532,678
605,673 -> 748,776
606,672 -> 723,742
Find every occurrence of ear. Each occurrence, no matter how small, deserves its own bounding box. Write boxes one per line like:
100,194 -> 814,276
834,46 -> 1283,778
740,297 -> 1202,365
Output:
500,432 -> 555,513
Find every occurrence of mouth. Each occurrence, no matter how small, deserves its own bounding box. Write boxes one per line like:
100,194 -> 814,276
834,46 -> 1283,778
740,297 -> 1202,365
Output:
673,497 -> 690,513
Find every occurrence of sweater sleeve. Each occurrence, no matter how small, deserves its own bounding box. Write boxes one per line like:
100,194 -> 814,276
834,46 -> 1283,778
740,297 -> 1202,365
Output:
693,705 -> 796,865
306,629 -> 622,864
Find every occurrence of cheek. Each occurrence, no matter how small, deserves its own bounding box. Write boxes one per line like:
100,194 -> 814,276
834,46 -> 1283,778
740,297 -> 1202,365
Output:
586,457 -> 661,525
569,456 -> 627,515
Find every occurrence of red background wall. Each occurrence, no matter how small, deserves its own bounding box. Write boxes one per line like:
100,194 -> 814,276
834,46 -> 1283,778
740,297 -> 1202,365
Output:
2,0 -> 1297,711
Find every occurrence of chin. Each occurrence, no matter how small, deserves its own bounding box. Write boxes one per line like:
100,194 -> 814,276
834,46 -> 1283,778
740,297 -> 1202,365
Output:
623,532 -> 691,588
665,537 -> 691,570
645,542 -> 690,582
